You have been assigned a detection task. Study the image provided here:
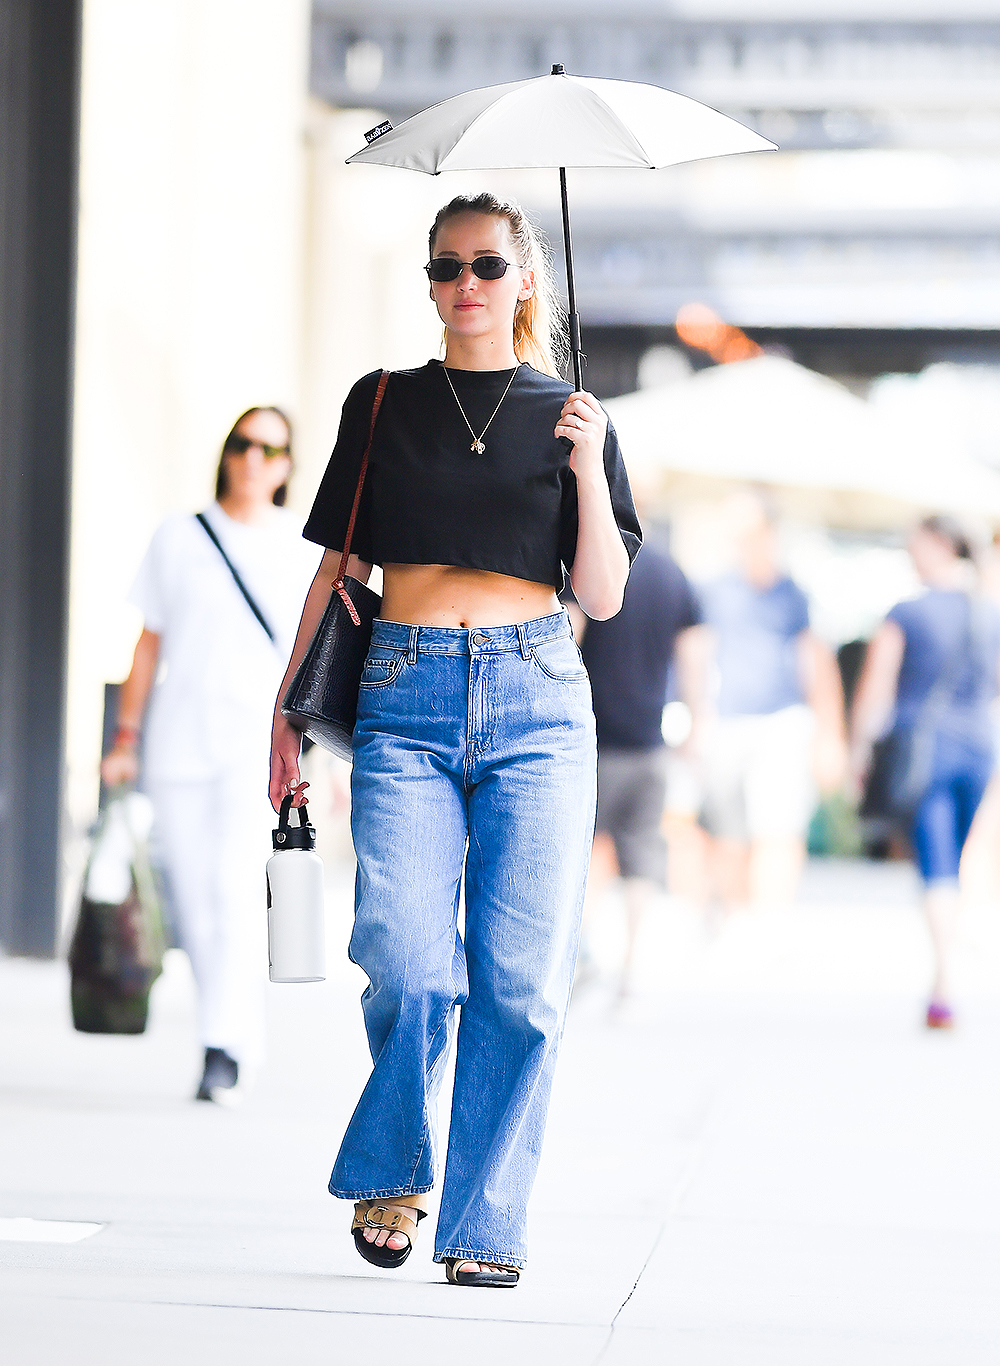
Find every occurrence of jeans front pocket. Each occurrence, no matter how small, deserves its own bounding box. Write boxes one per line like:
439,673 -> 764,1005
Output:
531,636 -> 589,683
359,650 -> 407,688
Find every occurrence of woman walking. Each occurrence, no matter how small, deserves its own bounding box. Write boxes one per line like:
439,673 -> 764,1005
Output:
851,516 -> 1000,1029
270,194 -> 640,1284
102,407 -> 320,1099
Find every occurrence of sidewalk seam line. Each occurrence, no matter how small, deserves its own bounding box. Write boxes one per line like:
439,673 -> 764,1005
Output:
17,1293 -> 609,1329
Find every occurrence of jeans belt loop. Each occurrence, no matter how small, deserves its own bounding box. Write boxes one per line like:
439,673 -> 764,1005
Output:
516,622 -> 532,661
408,626 -> 419,664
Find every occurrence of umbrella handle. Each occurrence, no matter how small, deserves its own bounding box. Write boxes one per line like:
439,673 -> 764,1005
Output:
559,167 -> 584,392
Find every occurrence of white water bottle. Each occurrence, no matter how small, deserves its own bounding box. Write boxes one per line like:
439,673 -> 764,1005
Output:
266,796 -> 326,982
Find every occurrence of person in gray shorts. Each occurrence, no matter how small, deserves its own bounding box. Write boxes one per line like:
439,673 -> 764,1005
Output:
596,748 -> 670,886
572,538 -> 700,995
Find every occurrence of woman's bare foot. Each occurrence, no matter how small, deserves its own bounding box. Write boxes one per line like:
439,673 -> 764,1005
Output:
444,1257 -> 520,1286
363,1225 -> 409,1251
360,1195 -> 428,1252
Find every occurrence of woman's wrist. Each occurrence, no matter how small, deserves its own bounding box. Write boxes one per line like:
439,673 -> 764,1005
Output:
113,725 -> 140,751
572,461 -> 612,501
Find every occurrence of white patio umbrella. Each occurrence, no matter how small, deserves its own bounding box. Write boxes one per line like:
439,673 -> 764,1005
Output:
606,355 -> 1000,519
348,66 -> 775,388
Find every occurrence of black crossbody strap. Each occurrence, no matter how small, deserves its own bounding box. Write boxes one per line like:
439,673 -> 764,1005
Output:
195,512 -> 275,643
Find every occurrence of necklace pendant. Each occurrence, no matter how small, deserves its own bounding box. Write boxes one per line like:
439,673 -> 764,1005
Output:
471,439 -> 485,454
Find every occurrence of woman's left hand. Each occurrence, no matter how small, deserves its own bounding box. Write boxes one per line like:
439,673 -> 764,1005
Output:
555,391 -> 608,478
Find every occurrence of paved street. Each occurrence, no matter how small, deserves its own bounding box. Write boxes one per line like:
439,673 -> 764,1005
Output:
3,857 -> 1000,1364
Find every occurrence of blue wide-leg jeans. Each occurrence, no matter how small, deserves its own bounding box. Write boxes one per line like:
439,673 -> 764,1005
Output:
329,610 -> 597,1269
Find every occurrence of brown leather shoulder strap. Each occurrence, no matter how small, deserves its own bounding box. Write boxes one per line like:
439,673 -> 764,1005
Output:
333,369 -> 389,623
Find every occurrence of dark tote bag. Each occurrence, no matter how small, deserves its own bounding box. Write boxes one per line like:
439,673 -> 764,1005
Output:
69,792 -> 166,1035
861,596 -> 973,828
860,726 -> 929,826
281,370 -> 389,761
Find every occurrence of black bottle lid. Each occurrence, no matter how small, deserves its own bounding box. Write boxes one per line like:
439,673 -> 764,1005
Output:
272,794 -> 316,852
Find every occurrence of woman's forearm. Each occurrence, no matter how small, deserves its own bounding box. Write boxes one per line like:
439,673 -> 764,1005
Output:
117,629 -> 160,732
569,468 -> 630,620
101,628 -> 160,786
849,621 -> 904,773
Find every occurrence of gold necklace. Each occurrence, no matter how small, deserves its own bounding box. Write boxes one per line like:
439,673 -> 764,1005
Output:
442,363 -> 520,454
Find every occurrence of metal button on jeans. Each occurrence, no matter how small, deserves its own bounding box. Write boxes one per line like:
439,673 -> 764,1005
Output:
471,632 -> 487,645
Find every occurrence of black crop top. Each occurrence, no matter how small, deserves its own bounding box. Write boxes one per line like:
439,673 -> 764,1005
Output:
302,361 -> 642,589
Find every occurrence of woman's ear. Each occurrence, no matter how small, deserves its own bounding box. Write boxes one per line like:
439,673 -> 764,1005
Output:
518,268 -> 535,302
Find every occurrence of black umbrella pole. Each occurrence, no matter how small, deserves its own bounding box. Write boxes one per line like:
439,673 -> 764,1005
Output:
559,167 -> 584,391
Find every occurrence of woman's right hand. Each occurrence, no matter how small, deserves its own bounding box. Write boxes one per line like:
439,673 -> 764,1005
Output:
269,710 -> 304,812
101,746 -> 139,788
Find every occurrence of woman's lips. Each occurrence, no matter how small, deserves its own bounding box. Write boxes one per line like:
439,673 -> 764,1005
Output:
455,301 -> 483,310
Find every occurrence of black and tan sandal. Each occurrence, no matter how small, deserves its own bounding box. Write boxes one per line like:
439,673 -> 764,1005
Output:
351,1199 -> 427,1269
444,1257 -> 520,1288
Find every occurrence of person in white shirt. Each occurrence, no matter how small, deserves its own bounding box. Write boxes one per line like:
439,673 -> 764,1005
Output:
101,407 -> 321,1100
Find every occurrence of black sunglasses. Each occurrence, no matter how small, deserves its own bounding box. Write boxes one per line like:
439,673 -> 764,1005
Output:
425,255 -> 510,283
224,435 -> 290,459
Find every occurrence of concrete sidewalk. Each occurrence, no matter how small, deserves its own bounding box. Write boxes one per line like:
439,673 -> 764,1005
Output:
3,858 -> 1000,1364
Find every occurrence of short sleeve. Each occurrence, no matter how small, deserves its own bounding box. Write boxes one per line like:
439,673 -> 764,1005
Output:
886,601 -> 909,632
559,414 -> 643,572
127,527 -> 168,633
302,369 -> 384,556
603,417 -> 642,564
676,565 -> 702,631
787,581 -> 810,635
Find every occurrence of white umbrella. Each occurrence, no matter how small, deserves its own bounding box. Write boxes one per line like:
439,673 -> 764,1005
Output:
606,355 -> 1000,519
348,66 -> 775,388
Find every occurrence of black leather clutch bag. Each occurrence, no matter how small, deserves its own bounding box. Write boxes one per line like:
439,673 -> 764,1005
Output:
280,370 -> 389,761
281,575 -> 381,761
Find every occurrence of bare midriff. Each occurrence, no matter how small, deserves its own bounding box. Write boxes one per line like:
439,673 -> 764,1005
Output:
379,563 -> 560,629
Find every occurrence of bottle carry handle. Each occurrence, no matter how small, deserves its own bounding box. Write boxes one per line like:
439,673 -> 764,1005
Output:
274,795 -> 316,850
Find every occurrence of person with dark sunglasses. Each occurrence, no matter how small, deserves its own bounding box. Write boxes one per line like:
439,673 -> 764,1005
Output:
424,253 -> 512,282
223,432 -> 292,461
270,192 -> 641,1288
102,406 -> 320,1103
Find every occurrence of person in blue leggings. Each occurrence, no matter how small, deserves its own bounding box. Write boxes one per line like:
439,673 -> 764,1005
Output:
851,516 -> 1000,1028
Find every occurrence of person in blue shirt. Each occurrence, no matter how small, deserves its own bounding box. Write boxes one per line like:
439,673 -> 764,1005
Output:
850,516 -> 1000,1029
689,491 -> 845,911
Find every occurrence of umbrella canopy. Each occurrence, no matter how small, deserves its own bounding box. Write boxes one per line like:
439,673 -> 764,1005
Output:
605,355 -> 1000,522
347,71 -> 774,174
348,68 -> 775,387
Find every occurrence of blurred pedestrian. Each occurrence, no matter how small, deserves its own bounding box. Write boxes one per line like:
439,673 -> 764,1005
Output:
850,515 -> 1000,1029
269,193 -> 640,1286
689,491 -> 845,911
101,407 -> 319,1099
571,536 -> 700,997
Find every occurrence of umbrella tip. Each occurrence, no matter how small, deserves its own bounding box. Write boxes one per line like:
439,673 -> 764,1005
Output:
551,63 -> 565,75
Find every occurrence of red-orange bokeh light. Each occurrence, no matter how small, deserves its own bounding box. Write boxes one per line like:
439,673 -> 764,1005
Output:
675,302 -> 762,364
